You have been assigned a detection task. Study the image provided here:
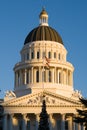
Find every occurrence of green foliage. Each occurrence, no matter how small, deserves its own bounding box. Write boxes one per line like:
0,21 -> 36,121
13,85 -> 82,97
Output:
38,99 -> 50,130
74,98 -> 87,129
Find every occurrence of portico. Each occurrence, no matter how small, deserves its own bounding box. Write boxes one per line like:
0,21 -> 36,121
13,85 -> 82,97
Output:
2,90 -> 83,130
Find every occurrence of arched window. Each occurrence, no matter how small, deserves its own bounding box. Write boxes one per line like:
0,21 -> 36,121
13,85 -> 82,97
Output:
37,51 -> 40,59
54,52 -> 56,58
36,70 -> 39,82
48,52 -> 51,58
48,70 -> 51,82
17,71 -> 20,86
58,53 -> 60,60
68,71 -> 71,86
31,51 -> 34,59
58,72 -> 61,84
26,72 -> 29,84
27,53 -> 29,60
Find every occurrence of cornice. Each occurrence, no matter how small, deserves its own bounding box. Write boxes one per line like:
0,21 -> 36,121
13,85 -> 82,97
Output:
2,90 -> 82,108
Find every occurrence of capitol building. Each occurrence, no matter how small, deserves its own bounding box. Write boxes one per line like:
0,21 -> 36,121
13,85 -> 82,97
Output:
0,8 -> 84,130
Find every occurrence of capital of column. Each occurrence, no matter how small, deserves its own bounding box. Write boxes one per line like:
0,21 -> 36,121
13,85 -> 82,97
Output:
61,113 -> 66,120
61,113 -> 66,130
9,113 -> 14,118
36,114 -> 40,121
22,113 -> 27,120
49,114 -> 53,122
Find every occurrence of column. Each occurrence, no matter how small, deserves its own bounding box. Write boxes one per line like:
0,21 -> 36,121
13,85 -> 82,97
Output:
56,50 -> 58,60
78,123 -> 82,130
34,69 -> 36,83
20,70 -> 22,86
66,69 -> 68,86
61,114 -> 65,130
49,114 -> 54,130
22,114 -> 27,130
36,114 -> 39,130
3,114 -> 7,130
51,50 -> 53,59
61,68 -> 63,85
29,47 -> 31,60
29,69 -> 30,84
83,125 -> 86,130
39,67 -> 41,82
34,48 -> 37,59
52,68 -> 54,83
40,47 -> 42,59
46,69 -> 48,82
71,71 -> 73,86
54,67 -> 56,83
9,114 -> 14,130
31,67 -> 33,83
68,116 -> 73,130
24,69 -> 27,84
73,122 -> 76,130
68,70 -> 71,86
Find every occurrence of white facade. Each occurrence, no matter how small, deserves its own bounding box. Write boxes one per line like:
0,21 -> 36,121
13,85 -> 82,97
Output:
1,9 -> 83,130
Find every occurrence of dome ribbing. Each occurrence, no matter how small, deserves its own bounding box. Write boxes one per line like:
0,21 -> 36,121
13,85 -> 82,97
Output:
24,26 -> 63,45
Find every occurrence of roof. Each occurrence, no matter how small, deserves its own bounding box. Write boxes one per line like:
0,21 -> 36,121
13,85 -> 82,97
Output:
24,26 -> 63,45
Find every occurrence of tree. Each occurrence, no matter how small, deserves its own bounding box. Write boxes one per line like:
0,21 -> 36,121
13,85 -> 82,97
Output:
38,99 -> 50,130
74,98 -> 87,130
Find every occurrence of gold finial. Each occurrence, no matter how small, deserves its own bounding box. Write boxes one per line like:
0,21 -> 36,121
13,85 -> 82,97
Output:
39,7 -> 48,26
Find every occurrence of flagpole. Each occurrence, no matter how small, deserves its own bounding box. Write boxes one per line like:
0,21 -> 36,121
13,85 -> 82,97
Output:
42,57 -> 44,89
42,25 -> 45,89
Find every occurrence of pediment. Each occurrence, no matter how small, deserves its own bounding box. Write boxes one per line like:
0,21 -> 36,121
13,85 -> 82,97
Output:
3,90 -> 81,107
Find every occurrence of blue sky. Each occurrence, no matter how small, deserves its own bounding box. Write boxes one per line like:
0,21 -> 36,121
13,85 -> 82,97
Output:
0,1 -> 87,98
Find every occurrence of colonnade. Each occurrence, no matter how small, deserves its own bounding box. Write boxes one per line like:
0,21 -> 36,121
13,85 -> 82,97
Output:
3,113 -> 84,130
15,67 -> 73,87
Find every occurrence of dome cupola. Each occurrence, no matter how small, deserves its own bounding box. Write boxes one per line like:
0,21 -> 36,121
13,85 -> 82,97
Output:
39,8 -> 48,26
24,8 -> 63,45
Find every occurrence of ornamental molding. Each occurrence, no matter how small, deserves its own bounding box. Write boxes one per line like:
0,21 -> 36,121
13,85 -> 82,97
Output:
2,90 -> 82,107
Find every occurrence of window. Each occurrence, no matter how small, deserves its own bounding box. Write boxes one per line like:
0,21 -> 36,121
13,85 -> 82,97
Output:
27,53 -> 29,60
48,70 -> 51,82
58,53 -> 60,60
48,52 -> 51,58
31,51 -> 34,59
26,72 -> 29,84
36,70 -> 39,82
54,52 -> 56,58
18,71 -> 20,86
37,51 -> 40,59
59,72 -> 61,84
